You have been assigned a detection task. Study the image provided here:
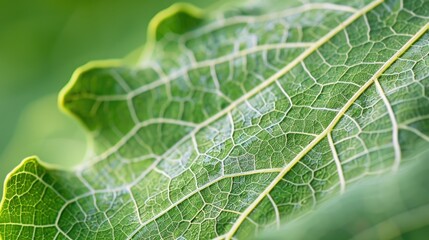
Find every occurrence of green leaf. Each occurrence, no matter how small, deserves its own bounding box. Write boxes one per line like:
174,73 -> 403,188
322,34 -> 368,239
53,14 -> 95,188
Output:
255,145 -> 429,240
1,0 -> 429,239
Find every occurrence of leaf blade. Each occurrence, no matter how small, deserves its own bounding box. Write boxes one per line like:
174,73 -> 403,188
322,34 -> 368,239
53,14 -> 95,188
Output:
1,0 -> 429,239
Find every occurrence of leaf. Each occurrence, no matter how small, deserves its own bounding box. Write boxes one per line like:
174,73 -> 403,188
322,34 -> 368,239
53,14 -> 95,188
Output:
255,145 -> 429,240
1,0 -> 429,239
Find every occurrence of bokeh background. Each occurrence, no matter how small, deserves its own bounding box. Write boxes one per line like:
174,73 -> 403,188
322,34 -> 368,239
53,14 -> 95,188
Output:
0,0 -> 212,198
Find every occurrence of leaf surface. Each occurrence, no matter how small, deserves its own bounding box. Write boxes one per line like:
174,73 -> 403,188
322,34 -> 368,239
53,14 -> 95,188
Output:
1,0 -> 429,239
256,146 -> 429,240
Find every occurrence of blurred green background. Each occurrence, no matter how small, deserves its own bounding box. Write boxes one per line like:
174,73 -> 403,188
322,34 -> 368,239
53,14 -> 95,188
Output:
0,0 -> 212,197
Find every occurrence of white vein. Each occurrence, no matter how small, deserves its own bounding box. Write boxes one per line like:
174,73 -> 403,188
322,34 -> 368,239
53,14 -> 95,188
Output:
328,133 -> 346,194
374,79 -> 401,172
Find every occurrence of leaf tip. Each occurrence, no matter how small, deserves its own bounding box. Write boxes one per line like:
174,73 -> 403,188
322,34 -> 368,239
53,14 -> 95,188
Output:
0,155 -> 40,213
138,2 -> 205,63
58,59 -> 124,130
147,2 -> 205,42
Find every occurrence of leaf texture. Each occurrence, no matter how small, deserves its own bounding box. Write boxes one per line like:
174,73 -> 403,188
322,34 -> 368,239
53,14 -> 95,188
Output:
256,145 -> 429,240
1,0 -> 429,239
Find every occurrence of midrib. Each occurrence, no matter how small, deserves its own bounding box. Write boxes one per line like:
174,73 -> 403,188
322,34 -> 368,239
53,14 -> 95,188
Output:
225,14 -> 429,240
